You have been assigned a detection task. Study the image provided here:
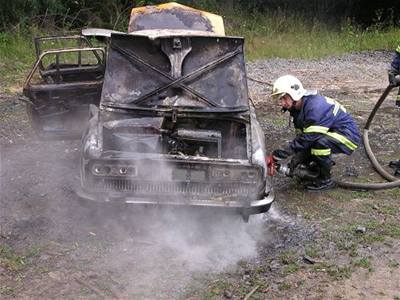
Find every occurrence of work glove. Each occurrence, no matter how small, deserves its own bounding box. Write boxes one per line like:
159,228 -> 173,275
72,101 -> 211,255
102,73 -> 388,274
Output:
272,147 -> 293,161
388,69 -> 400,87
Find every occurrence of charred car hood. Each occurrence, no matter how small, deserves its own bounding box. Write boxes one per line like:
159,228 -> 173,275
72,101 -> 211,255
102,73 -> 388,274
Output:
100,33 -> 249,110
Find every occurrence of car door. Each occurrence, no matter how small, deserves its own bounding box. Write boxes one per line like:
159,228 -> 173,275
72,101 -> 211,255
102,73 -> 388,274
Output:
22,35 -> 105,139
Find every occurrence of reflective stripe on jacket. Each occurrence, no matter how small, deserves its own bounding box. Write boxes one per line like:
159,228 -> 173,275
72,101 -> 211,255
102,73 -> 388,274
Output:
289,94 -> 361,155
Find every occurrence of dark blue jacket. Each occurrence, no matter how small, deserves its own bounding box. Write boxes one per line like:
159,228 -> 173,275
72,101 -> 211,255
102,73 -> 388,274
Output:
289,93 -> 361,155
391,45 -> 400,72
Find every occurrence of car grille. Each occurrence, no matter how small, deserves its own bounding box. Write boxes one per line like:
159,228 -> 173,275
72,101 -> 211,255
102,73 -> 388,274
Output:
92,179 -> 256,197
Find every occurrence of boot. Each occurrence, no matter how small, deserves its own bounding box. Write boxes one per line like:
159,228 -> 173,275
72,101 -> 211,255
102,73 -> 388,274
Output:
389,160 -> 400,177
305,162 -> 334,191
305,177 -> 334,191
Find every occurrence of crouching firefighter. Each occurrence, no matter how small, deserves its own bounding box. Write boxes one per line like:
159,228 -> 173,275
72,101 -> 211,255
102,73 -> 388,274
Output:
270,75 -> 361,191
388,45 -> 400,176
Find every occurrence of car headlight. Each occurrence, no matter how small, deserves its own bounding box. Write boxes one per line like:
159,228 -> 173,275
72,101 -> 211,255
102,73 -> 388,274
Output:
91,164 -> 137,177
92,165 -> 111,175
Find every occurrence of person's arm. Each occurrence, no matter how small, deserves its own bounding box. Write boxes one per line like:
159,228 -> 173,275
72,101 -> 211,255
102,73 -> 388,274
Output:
289,126 -> 323,152
289,98 -> 333,152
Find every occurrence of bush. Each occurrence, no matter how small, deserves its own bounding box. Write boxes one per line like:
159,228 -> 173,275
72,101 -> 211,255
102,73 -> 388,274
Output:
1,0 -> 399,31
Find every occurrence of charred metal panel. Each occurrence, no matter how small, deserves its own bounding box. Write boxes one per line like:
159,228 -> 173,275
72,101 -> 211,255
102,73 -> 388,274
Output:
82,158 -> 265,202
182,36 -> 248,108
128,3 -> 224,35
101,34 -> 248,109
102,117 -> 164,153
24,81 -> 103,139
23,46 -> 105,139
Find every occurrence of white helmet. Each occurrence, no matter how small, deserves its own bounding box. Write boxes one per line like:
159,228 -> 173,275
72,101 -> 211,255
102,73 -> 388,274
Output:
271,75 -> 306,101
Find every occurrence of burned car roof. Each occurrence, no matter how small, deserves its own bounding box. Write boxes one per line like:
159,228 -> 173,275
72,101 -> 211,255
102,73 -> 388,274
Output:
128,2 -> 225,35
100,33 -> 249,110
82,28 -> 226,40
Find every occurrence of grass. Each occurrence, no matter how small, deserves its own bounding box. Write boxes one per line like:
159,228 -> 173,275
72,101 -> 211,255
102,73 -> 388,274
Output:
278,250 -> 297,265
278,282 -> 292,291
0,285 -> 15,296
224,12 -> 400,60
386,187 -> 400,199
0,31 -> 36,91
277,250 -> 301,274
378,205 -> 398,216
329,217 -> 400,247
283,262 -> 300,274
305,244 -> 321,259
0,244 -> 41,272
353,257 -> 371,269
310,261 -> 352,280
328,265 -> 352,280
325,189 -> 375,203
1,13 -> 400,91
388,259 -> 399,268
0,244 -> 26,272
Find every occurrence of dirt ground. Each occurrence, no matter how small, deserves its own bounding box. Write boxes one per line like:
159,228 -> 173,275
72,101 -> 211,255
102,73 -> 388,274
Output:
1,51 -> 400,299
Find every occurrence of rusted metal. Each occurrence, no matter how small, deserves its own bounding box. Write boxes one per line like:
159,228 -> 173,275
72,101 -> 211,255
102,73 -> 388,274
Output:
128,2 -> 225,35
23,47 -> 105,138
101,34 -> 247,109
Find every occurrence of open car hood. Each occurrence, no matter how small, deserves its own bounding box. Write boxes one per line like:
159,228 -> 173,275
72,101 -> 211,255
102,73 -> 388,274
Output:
100,33 -> 250,110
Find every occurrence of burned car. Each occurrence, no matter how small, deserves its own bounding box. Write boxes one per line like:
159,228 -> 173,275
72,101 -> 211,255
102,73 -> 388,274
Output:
22,2 -> 274,221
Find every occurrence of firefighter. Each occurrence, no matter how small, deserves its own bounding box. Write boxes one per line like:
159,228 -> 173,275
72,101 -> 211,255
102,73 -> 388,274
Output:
388,45 -> 400,176
271,75 -> 361,191
389,44 -> 400,94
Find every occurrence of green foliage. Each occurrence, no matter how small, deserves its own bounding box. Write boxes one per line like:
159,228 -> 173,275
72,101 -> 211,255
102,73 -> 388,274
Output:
278,250 -> 297,265
0,0 -> 134,30
278,282 -> 292,291
0,244 -> 41,273
388,259 -> 399,268
1,0 -> 400,31
325,264 -> 352,280
305,244 -> 321,259
378,205 -> 398,216
0,30 -> 35,88
353,257 -> 371,269
385,223 -> 400,238
1,2 -> 400,90
224,12 -> 400,60
0,285 -> 15,296
0,244 -> 26,272
283,262 -> 300,274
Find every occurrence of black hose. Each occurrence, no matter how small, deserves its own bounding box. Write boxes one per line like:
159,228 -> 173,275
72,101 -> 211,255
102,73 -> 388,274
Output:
365,85 -> 394,130
336,178 -> 400,190
335,85 -> 400,190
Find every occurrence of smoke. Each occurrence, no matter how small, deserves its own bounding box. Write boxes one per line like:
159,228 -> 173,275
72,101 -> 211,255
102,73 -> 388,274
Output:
148,209 -> 264,271
0,138 -> 275,299
91,206 -> 268,298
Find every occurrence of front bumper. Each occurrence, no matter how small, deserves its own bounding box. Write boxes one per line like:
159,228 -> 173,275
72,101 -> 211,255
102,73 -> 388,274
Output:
76,187 -> 274,216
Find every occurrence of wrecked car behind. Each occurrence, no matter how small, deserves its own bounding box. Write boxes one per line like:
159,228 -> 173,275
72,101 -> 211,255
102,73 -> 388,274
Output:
22,2 -> 274,221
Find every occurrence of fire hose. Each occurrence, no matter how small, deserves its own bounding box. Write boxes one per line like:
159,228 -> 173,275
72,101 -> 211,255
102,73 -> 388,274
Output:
335,84 -> 400,190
